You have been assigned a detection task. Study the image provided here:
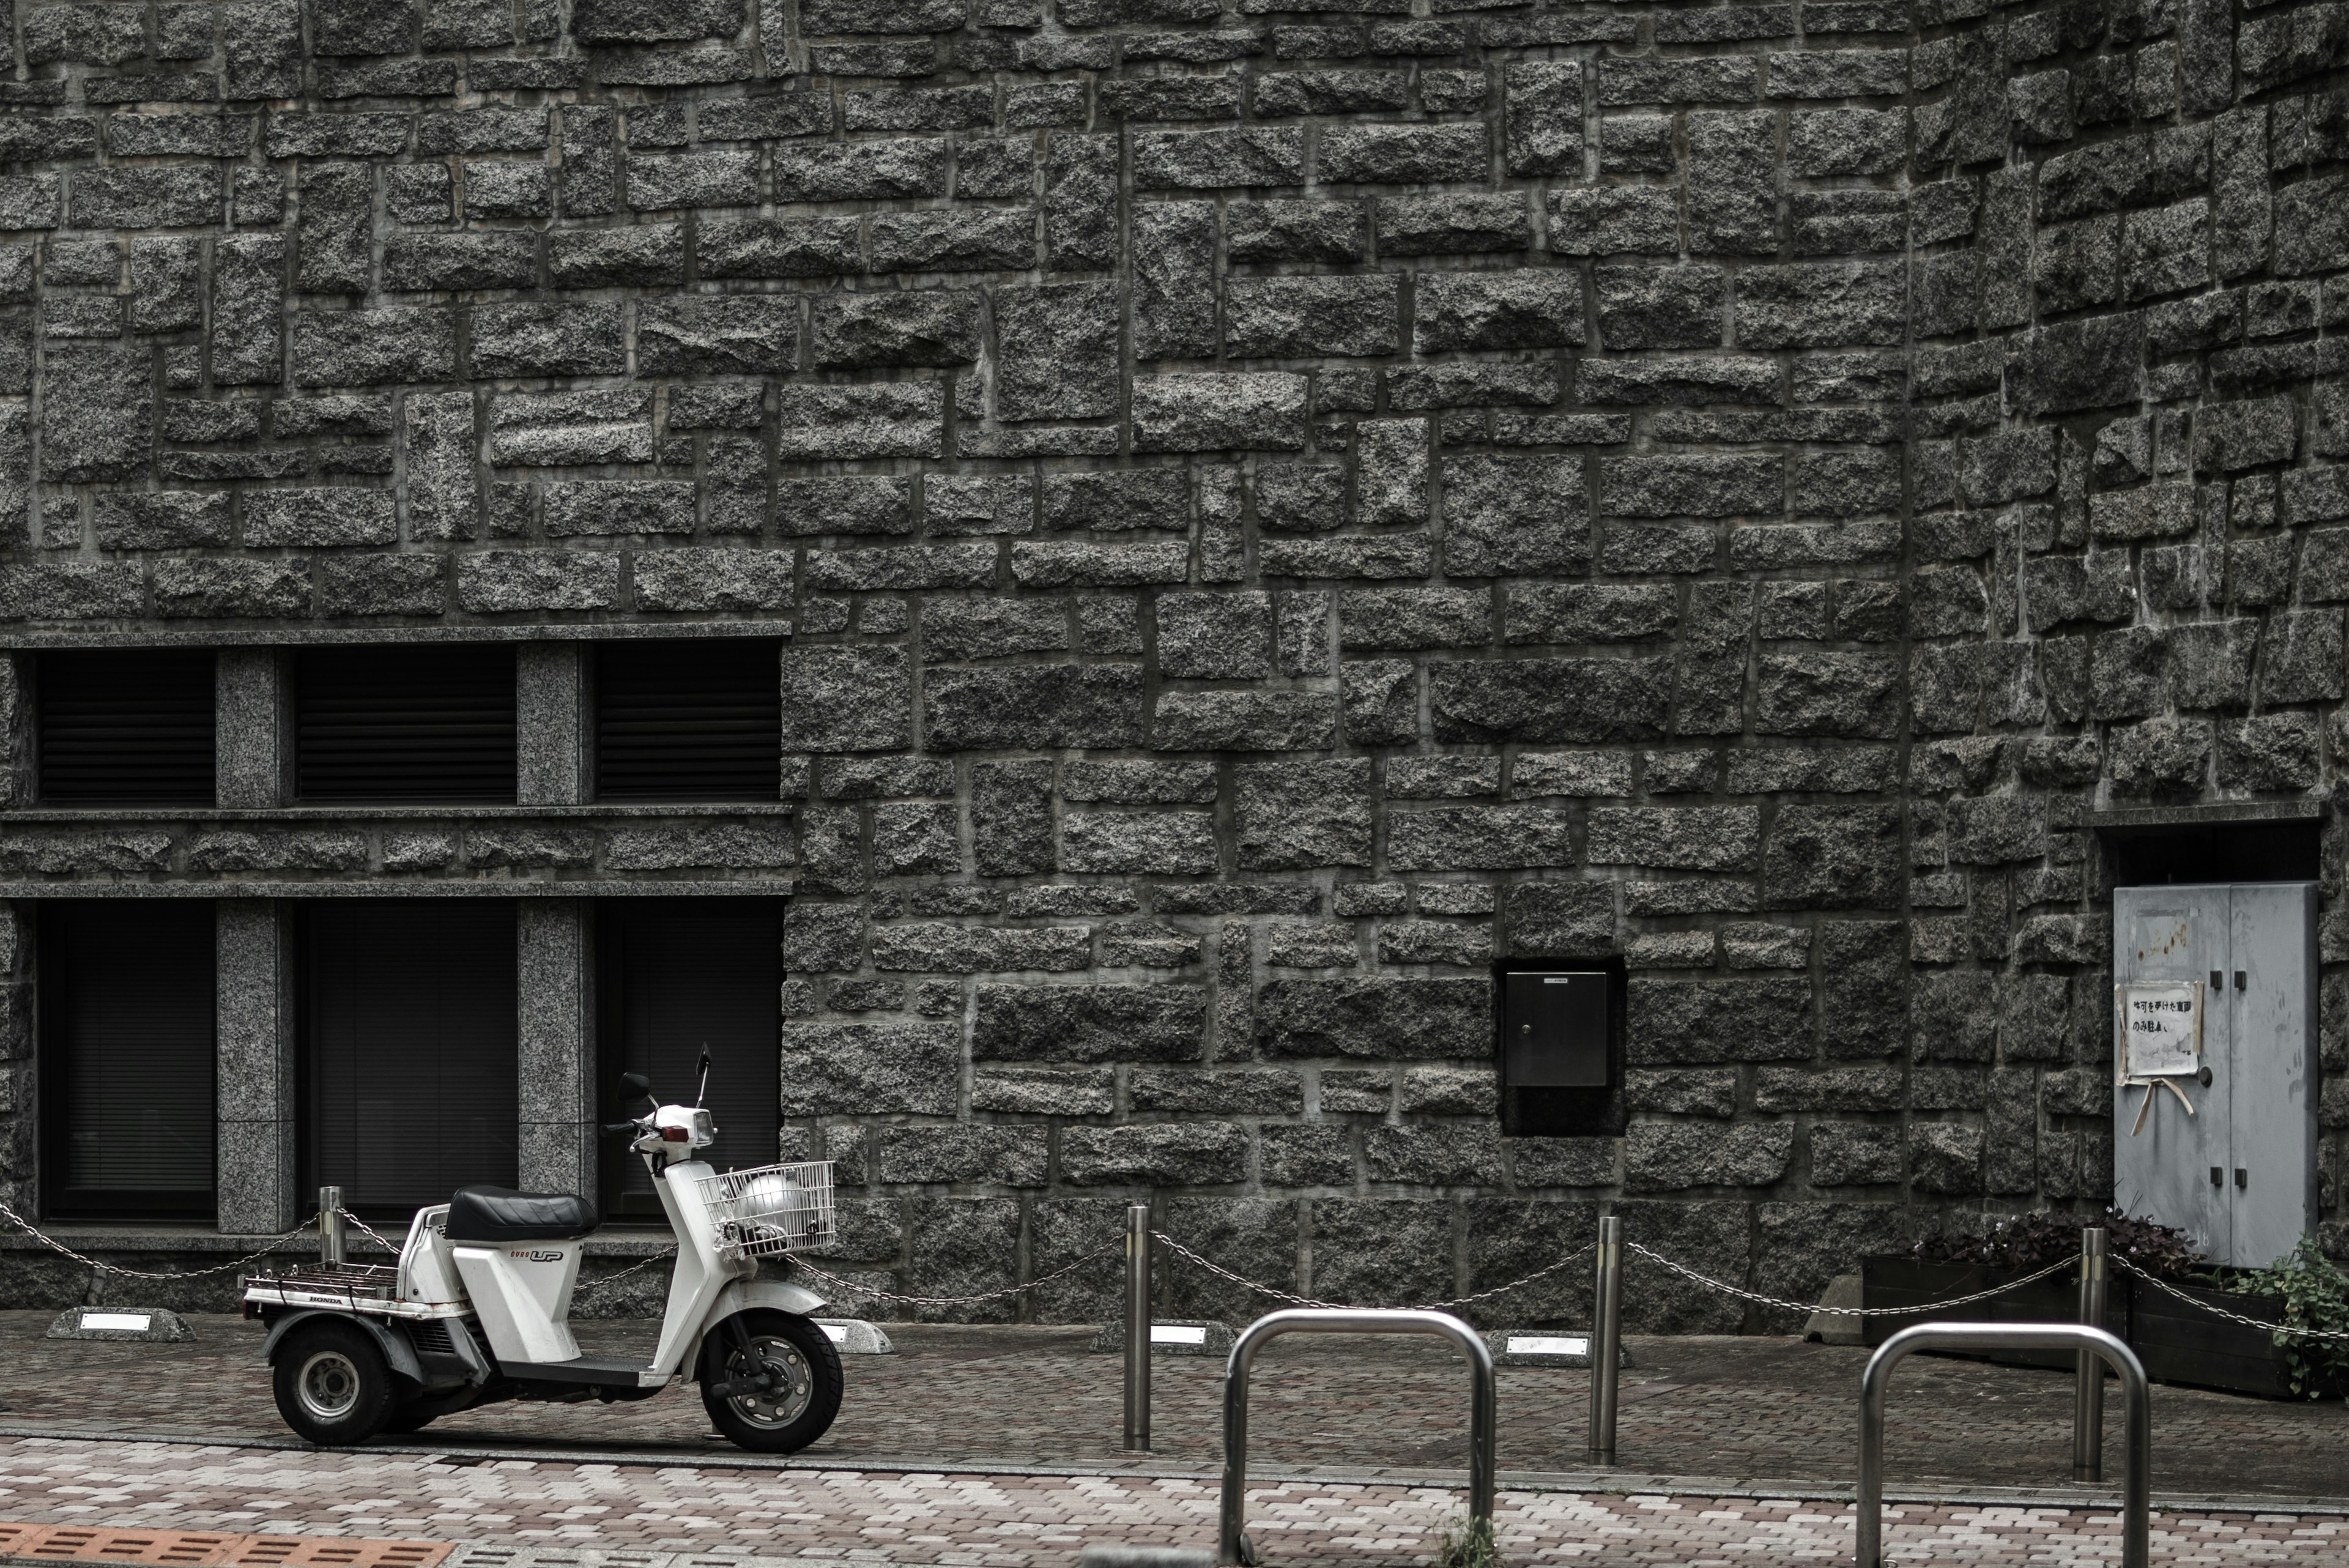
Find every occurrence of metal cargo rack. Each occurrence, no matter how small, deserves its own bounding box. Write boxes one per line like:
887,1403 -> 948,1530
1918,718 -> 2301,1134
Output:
242,1260 -> 470,1320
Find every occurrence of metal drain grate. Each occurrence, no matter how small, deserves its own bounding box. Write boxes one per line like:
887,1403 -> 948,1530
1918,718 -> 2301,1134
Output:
0,1525 -> 452,1568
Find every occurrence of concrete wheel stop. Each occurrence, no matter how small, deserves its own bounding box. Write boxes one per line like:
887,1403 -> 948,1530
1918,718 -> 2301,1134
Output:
45,1307 -> 194,1342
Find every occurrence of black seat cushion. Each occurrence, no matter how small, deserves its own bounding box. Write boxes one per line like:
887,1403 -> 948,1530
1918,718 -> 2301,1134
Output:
446,1186 -> 598,1243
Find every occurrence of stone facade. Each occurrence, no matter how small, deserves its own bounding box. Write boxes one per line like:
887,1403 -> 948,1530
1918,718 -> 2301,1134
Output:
0,0 -> 2343,1331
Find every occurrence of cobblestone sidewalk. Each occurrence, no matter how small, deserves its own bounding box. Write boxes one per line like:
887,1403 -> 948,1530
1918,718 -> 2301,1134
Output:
6,1313 -> 2347,1503
3,1437 -> 2348,1567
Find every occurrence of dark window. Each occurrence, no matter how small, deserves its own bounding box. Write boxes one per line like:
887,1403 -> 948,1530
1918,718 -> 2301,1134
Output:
593,639 -> 781,803
294,644 -> 516,804
2104,820 -> 2321,886
37,649 -> 215,806
599,898 -> 781,1217
40,901 -> 217,1221
1496,954 -> 1627,1139
302,901 -> 518,1217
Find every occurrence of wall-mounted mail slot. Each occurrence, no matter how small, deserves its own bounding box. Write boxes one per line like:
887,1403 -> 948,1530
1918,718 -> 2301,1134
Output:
1502,970 -> 1609,1087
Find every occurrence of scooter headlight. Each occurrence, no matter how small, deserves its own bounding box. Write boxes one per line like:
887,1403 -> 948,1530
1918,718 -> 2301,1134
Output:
691,1109 -> 717,1146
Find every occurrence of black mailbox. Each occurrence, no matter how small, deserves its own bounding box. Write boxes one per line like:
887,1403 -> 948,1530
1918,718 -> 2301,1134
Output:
1502,970 -> 1609,1087
1497,955 -> 1625,1138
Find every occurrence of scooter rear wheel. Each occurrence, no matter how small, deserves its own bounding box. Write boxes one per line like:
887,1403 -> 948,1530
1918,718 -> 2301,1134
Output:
698,1309 -> 842,1454
272,1318 -> 398,1445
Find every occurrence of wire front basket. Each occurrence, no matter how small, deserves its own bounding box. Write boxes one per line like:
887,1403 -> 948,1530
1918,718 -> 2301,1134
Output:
696,1160 -> 834,1261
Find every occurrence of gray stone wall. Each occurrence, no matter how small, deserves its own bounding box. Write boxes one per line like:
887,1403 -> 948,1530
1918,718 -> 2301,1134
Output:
0,0 -> 2342,1330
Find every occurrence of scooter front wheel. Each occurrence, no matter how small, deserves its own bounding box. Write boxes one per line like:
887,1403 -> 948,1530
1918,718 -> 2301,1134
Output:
272,1318 -> 398,1445
698,1309 -> 842,1454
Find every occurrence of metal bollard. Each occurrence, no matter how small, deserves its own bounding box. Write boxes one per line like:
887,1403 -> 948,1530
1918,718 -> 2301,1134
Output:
1123,1202 -> 1151,1452
1588,1213 -> 1622,1465
2073,1226 -> 2108,1483
318,1186 -> 345,1266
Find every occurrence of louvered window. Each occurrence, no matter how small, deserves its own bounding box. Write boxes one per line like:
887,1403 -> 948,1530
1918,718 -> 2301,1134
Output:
594,639 -> 782,803
294,644 -> 516,804
37,649 -> 216,806
40,901 -> 217,1221
599,898 -> 781,1217
302,900 -> 518,1217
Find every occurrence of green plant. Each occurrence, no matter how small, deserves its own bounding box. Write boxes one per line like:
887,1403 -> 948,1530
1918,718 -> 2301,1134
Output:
2228,1235 -> 2349,1401
1433,1514 -> 1504,1568
1910,1208 -> 2205,1280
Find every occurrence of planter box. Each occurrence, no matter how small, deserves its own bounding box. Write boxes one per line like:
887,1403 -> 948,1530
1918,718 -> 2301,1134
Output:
2127,1277 -> 2302,1399
1860,1258 -> 2124,1371
1860,1256 -> 2310,1400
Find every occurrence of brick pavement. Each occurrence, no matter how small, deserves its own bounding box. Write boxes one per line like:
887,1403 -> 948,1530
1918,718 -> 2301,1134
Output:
6,1313 -> 2347,1503
3,1438 -> 2348,1567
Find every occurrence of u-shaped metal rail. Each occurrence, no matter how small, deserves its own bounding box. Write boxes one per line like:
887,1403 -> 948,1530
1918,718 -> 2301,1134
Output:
1219,1309 -> 1496,1566
1858,1321 -> 2149,1568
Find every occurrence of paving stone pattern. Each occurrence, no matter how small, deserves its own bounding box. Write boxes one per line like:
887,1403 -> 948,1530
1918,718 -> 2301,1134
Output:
4,1435 -> 2349,1567
0,0 -> 2345,1320
6,1315 -> 2349,1502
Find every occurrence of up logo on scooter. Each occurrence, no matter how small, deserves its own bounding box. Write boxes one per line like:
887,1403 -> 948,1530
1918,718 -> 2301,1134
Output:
243,1055 -> 843,1454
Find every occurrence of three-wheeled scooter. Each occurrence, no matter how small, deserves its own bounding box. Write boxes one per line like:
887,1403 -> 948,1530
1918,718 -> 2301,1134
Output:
242,1069 -> 842,1451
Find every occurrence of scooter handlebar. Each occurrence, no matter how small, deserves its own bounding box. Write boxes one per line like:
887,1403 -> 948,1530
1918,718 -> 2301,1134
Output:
601,1121 -> 642,1134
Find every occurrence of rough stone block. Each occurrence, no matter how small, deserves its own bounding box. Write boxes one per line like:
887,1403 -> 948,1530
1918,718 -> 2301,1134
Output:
1255,977 -> 1489,1060
778,647 -> 911,753
1444,454 -> 1589,577
776,384 -> 944,461
1415,270 -> 1583,354
973,984 -> 1206,1063
1132,373 -> 1307,453
781,1022 -> 959,1117
927,666 -> 1144,750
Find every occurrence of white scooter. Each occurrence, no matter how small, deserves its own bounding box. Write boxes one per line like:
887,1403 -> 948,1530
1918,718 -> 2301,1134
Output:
243,1065 -> 842,1452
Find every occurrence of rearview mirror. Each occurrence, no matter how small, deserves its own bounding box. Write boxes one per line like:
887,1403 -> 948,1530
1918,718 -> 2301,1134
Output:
620,1071 -> 653,1102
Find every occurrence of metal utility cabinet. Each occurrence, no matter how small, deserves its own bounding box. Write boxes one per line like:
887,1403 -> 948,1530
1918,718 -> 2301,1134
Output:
2112,883 -> 2318,1269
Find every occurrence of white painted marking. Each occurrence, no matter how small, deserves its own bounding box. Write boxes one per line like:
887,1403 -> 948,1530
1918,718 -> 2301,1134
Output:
1506,1334 -> 1588,1356
1150,1325 -> 1209,1345
82,1312 -> 152,1332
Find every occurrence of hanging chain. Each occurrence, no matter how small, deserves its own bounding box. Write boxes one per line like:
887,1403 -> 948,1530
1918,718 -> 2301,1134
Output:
0,1197 -> 316,1281
1149,1232 -> 1345,1310
336,1209 -> 400,1254
1151,1231 -> 1595,1313
790,1244 -> 1118,1308
573,1247 -> 678,1297
2113,1255 -> 2349,1343
1627,1241 -> 2079,1317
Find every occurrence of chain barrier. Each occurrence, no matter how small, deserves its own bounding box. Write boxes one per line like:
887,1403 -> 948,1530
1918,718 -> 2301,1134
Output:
574,1247 -> 678,1297
0,1197 -> 317,1282
790,1244 -> 1119,1309
2113,1254 -> 2349,1344
1151,1230 -> 1597,1313
1148,1229 -> 2082,1320
1625,1241 -> 2079,1318
336,1209 -> 399,1254
17,1192 -> 2268,1338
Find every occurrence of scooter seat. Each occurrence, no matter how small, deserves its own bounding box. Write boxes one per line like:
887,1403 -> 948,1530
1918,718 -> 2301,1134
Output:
446,1186 -> 598,1243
